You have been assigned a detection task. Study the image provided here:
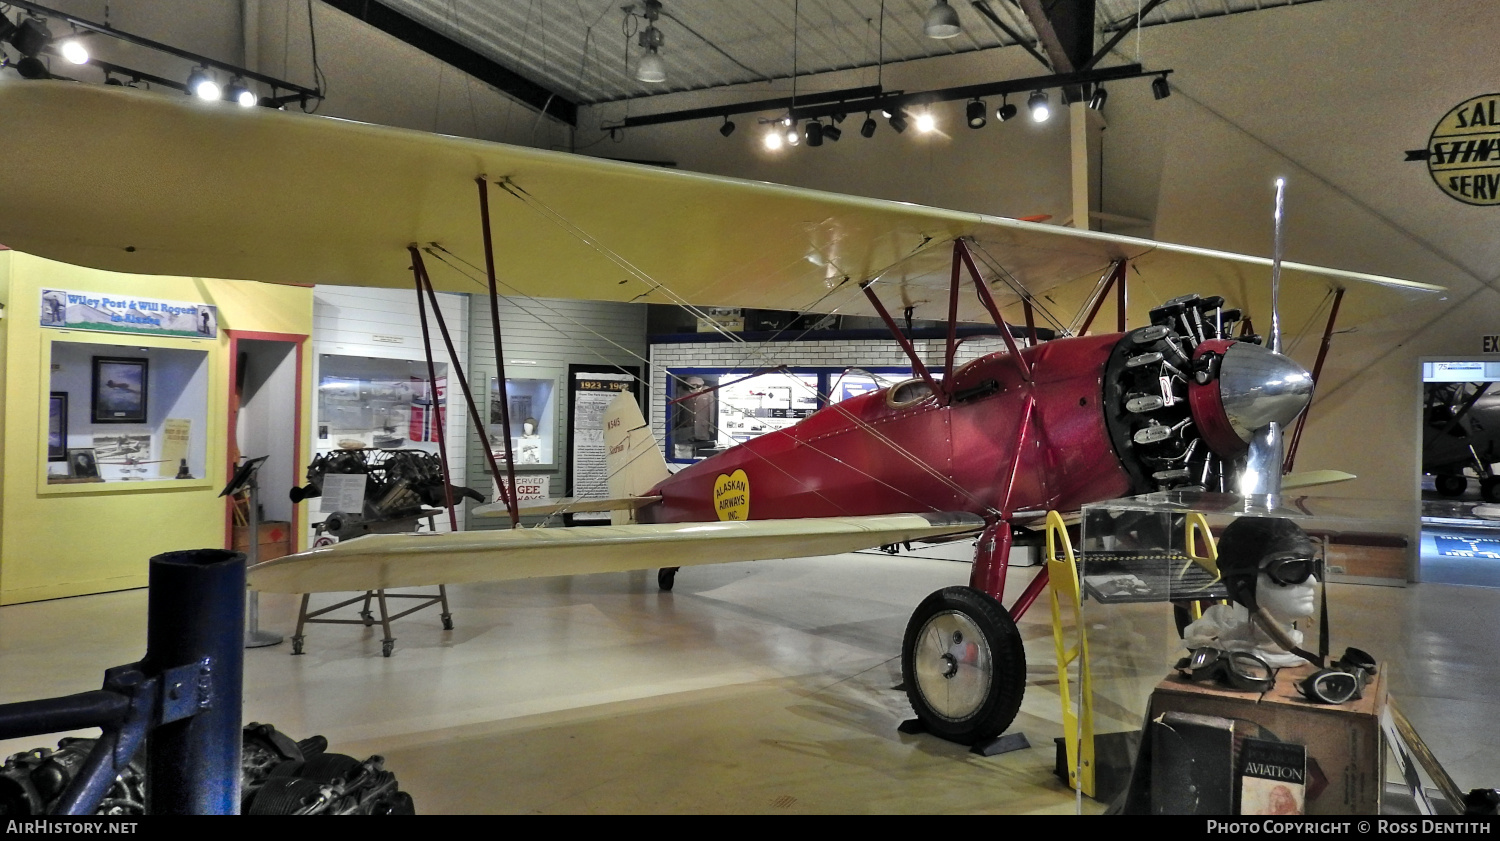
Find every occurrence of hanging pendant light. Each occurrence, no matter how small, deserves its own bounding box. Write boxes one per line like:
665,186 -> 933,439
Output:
924,1 -> 961,39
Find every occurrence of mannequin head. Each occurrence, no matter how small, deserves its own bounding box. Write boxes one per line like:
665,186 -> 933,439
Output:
522,417 -> 537,436
1218,516 -> 1318,621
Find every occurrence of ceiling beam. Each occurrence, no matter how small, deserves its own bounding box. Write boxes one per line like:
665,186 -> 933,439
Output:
320,0 -> 577,126
1015,0 -> 1096,74
1082,0 -> 1169,71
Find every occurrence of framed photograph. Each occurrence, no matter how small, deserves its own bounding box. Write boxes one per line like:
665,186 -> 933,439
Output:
48,392 -> 68,462
92,357 -> 148,424
67,448 -> 99,480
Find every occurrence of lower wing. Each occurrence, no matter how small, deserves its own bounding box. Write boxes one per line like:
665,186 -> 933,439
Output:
249,512 -> 984,594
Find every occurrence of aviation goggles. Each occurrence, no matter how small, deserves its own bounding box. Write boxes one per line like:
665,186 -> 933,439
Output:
1175,648 -> 1277,693
1295,647 -> 1377,705
1261,552 -> 1320,587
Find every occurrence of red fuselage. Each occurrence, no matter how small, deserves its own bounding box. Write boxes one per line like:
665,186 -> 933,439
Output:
640,333 -> 1134,524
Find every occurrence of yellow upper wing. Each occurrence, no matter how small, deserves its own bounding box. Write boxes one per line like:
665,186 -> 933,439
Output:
0,82 -> 1440,330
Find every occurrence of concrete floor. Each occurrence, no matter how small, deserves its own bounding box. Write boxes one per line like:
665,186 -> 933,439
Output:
2,546 -> 1497,813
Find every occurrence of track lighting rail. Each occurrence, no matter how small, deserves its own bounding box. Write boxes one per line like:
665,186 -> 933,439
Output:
5,0 -> 320,101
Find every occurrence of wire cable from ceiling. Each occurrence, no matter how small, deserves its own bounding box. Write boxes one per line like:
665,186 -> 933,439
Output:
303,0 -> 325,113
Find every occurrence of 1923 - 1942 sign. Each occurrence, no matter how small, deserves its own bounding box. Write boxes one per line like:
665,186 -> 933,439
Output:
1406,93 -> 1500,205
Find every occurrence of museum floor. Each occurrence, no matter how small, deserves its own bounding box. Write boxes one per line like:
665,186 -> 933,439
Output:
2,546 -> 1496,814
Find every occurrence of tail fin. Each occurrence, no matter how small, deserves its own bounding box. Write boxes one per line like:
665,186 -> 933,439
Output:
603,390 -> 670,524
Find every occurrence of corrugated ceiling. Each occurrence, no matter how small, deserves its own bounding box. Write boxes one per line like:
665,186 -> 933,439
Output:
378,0 -> 1326,106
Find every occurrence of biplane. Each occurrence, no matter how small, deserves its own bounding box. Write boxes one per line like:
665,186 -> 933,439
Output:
0,81 -> 1442,746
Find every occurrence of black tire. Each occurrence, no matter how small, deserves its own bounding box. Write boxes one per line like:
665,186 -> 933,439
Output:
1435,475 -> 1469,497
1482,478 -> 1500,504
657,567 -> 678,592
901,586 -> 1026,746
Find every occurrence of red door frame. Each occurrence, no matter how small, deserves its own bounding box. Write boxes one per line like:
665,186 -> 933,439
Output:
224,330 -> 309,552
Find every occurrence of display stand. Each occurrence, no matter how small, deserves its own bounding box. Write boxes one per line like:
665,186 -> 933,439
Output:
290,514 -> 453,658
221,456 -> 281,648
1138,665 -> 1386,814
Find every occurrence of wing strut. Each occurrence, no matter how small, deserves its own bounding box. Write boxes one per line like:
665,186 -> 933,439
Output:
476,177 -> 522,526
861,280 -> 943,398
955,239 -> 1032,382
1283,287 -> 1344,473
409,246 -> 519,527
410,250 -> 460,530
1076,259 -> 1128,336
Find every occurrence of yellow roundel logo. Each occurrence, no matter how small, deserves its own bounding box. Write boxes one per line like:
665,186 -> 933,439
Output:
713,469 -> 750,521
1421,93 -> 1500,206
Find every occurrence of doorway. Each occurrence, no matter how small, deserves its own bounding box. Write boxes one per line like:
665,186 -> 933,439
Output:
1418,358 -> 1500,587
227,333 -> 306,557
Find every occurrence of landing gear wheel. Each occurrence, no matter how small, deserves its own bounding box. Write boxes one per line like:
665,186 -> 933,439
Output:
359,610 -> 375,626
440,612 -> 454,631
657,567 -> 678,592
290,635 -> 304,656
1482,478 -> 1500,504
1435,475 -> 1469,498
381,639 -> 394,657
901,586 -> 1026,746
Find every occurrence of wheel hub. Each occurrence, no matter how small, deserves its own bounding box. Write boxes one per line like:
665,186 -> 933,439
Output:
913,610 -> 993,721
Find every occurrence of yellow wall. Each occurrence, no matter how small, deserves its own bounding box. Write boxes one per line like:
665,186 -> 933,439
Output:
0,251 -> 313,604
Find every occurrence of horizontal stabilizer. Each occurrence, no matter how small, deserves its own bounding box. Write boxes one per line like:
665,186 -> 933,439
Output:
475,495 -> 662,518
1281,470 -> 1357,490
249,512 -> 985,594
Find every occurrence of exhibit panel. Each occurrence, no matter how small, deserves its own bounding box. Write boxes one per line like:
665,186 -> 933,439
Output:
649,334 -> 1010,459
663,366 -> 907,462
0,251 -> 314,604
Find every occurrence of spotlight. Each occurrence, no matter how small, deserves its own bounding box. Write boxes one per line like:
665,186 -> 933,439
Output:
635,47 -> 666,83
923,0 -> 961,39
806,121 -> 823,147
14,56 -> 49,79
0,17 -> 16,45
11,17 -> 50,58
831,112 -> 846,124
719,117 -> 736,137
104,74 -> 123,86
58,36 -> 88,65
966,98 -> 987,129
226,79 -> 257,107
187,66 -> 221,100
915,111 -> 936,133
764,130 -> 784,151
888,109 -> 908,134
1027,89 -> 1049,123
786,125 -> 800,146
996,95 -> 1017,122
860,114 -> 877,138
1089,85 -> 1108,111
823,123 -> 841,142
1152,74 -> 1171,100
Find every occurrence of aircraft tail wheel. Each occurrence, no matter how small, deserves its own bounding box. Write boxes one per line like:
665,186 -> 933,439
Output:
1482,478 -> 1500,504
1435,475 -> 1469,498
657,567 -> 679,591
901,586 -> 1026,746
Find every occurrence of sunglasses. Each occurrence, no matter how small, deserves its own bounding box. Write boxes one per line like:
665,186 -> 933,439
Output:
1176,648 -> 1277,693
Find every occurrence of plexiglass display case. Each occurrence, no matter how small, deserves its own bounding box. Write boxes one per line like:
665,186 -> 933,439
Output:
1065,492 -> 1417,807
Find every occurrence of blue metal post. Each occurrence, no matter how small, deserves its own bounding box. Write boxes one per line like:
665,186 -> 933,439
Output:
143,549 -> 246,814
